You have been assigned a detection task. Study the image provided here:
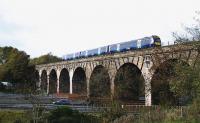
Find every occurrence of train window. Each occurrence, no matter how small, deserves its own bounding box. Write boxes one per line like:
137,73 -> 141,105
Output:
154,38 -> 161,42
152,36 -> 161,42
152,36 -> 161,46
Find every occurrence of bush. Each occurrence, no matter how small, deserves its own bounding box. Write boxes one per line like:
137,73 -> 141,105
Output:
0,110 -> 31,123
184,98 -> 200,122
100,100 -> 126,123
47,106 -> 100,123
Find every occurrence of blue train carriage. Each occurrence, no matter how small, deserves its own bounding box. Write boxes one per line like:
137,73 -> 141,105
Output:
75,52 -> 81,59
65,53 -> 74,60
87,48 -> 99,57
100,46 -> 109,55
74,50 -> 87,59
80,51 -> 87,58
140,37 -> 153,48
119,40 -> 138,52
109,44 -> 120,53
139,35 -> 161,48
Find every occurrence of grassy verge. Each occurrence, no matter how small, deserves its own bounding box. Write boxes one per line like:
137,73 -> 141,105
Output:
0,109 -> 31,123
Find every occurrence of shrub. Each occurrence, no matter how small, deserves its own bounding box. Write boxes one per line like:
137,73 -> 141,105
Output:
47,106 -> 100,123
0,110 -> 31,123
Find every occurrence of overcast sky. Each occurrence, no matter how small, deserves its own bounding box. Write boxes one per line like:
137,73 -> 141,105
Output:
0,0 -> 199,58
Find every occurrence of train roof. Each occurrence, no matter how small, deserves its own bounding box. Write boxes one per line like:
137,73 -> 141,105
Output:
62,35 -> 160,56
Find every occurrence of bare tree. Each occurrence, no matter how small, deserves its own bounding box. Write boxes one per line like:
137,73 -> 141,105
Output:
173,11 -> 200,44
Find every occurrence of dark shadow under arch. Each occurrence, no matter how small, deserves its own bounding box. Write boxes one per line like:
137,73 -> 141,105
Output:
49,69 -> 57,94
72,67 -> 86,95
35,70 -> 39,89
59,68 -> 70,93
114,63 -> 145,103
41,70 -> 47,93
89,65 -> 111,98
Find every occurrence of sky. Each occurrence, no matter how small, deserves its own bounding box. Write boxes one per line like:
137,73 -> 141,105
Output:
0,0 -> 199,58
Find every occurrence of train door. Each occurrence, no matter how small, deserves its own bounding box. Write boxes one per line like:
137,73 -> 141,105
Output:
117,44 -> 120,51
107,46 -> 109,53
86,51 -> 88,57
137,40 -> 141,48
98,48 -> 100,55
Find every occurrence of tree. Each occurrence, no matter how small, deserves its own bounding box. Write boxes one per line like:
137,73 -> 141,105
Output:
173,11 -> 200,43
0,46 -> 36,91
170,11 -> 200,104
151,58 -> 182,105
30,53 -> 62,65
169,59 -> 200,103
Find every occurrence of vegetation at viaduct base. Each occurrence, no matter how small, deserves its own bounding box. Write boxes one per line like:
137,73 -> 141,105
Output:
0,102 -> 200,123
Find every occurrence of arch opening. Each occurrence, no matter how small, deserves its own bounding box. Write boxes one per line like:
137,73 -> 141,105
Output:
89,65 -> 111,99
49,69 -> 57,94
72,67 -> 86,95
35,70 -> 39,89
41,70 -> 47,93
114,63 -> 145,103
59,68 -> 70,93
151,59 -> 189,105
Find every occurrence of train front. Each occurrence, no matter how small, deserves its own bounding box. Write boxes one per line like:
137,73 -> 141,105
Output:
152,35 -> 161,47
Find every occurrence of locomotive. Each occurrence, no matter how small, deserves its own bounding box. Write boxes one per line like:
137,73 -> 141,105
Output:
62,35 -> 161,60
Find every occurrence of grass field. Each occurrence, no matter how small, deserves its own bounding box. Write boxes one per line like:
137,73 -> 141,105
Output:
0,109 -> 31,123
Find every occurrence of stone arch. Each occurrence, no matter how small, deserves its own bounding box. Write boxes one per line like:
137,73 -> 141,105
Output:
77,63 -> 86,68
114,57 -> 143,71
90,61 -> 110,72
151,58 -> 189,105
59,68 -> 70,93
114,63 -> 145,103
72,67 -> 87,95
49,69 -> 57,94
152,53 -> 189,69
41,70 -> 47,93
89,65 -> 111,99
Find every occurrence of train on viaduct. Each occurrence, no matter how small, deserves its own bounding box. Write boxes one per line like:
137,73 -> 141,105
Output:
35,42 -> 199,106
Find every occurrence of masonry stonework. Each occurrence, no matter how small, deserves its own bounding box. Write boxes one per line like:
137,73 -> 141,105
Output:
36,43 -> 200,106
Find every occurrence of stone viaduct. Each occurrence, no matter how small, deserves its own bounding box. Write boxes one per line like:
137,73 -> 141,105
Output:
35,43 -> 200,106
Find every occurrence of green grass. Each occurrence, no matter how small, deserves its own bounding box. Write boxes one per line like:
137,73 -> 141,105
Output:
0,107 -> 199,123
0,109 -> 31,123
